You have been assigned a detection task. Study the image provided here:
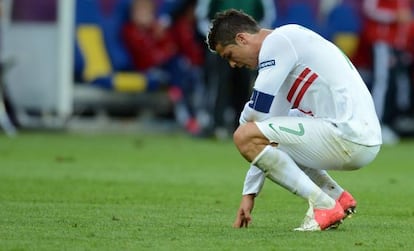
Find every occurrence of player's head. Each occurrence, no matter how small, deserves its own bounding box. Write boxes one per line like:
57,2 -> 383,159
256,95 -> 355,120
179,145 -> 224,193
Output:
207,9 -> 261,69
207,9 -> 260,52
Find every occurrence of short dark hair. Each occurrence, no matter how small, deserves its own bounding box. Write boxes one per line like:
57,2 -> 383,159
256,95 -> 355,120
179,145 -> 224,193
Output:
207,9 -> 260,52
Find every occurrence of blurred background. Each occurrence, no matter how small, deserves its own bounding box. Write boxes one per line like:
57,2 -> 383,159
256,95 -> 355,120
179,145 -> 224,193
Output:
1,0 -> 414,144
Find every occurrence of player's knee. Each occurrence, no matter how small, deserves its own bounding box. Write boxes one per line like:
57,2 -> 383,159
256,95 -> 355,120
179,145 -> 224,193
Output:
233,124 -> 249,155
233,123 -> 260,161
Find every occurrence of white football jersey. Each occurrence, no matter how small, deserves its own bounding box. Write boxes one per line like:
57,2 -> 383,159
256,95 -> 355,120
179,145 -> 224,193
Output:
239,24 -> 382,146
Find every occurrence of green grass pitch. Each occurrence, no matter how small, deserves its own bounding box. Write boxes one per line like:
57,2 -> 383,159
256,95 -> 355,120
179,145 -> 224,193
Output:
1,131 -> 414,250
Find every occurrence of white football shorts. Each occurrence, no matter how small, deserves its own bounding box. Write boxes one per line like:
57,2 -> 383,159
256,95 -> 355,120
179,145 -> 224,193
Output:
255,116 -> 380,171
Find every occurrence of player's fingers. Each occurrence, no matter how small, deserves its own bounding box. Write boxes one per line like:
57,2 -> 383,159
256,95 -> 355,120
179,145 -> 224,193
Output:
233,208 -> 245,228
241,218 -> 248,228
233,218 -> 242,228
243,214 -> 252,228
233,213 -> 244,228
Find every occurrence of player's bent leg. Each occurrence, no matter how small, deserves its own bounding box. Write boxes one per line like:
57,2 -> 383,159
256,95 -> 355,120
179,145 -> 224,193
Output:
251,145 -> 345,230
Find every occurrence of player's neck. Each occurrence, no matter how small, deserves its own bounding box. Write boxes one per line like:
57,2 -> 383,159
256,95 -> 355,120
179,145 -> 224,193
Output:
259,29 -> 273,37
255,29 -> 272,48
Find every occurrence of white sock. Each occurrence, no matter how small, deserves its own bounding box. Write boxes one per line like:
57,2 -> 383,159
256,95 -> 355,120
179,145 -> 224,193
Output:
252,145 -> 335,209
300,167 -> 344,200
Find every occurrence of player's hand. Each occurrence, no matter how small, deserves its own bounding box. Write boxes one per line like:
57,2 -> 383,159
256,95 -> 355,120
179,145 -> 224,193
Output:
233,194 -> 255,228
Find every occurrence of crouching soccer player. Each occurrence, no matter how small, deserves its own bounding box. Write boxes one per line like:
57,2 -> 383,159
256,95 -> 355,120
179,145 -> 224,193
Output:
206,9 -> 382,231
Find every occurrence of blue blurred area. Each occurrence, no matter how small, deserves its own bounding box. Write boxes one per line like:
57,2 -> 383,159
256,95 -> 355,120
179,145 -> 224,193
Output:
74,0 -> 133,74
274,1 -> 321,33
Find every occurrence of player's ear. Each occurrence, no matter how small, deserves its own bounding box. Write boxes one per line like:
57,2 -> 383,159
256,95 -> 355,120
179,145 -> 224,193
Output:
235,33 -> 248,45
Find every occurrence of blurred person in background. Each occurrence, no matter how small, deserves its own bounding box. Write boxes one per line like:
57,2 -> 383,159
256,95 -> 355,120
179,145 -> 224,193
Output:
362,0 -> 414,144
122,0 -> 204,135
195,0 -> 276,139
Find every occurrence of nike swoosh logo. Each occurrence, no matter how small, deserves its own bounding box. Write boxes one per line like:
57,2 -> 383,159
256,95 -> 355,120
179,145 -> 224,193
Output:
269,123 -> 305,136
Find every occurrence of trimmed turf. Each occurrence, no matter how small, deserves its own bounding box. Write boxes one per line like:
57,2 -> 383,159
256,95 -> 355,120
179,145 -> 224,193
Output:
0,132 -> 413,250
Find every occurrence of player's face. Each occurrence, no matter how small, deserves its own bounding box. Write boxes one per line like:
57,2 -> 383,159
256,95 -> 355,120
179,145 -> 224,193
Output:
216,35 -> 258,69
